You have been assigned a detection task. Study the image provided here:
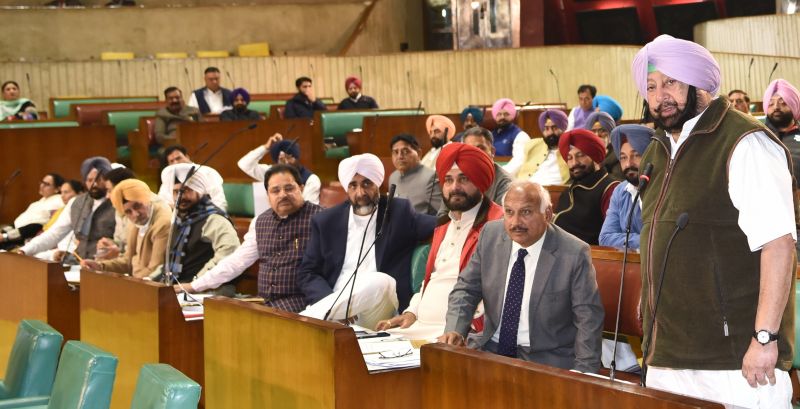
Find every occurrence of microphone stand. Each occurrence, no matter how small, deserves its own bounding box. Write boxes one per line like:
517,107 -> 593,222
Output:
0,169 -> 21,224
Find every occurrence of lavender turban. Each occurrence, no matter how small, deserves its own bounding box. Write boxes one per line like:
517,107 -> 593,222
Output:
491,98 -> 517,121
763,79 -> 800,119
231,88 -> 251,104
583,111 -> 616,133
632,35 -> 721,99
537,109 -> 568,132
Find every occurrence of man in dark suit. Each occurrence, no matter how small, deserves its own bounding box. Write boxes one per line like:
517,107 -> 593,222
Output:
440,180 -> 604,373
297,153 -> 435,328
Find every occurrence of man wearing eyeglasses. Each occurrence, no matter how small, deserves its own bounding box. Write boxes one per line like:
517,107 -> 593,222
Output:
177,164 -> 322,313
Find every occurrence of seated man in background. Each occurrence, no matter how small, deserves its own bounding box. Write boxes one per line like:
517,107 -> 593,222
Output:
491,98 -> 530,177
728,89 -> 751,115
237,133 -> 321,204
0,172 -> 64,250
155,86 -> 201,146
567,84 -> 596,130
376,143 -> 502,339
284,76 -> 327,119
81,179 -> 170,279
439,181 -> 603,373
220,87 -> 261,121
420,115 -> 455,169
452,106 -> 484,142
179,164 -> 323,312
298,153 -> 436,328
583,111 -> 622,180
516,109 -> 569,185
187,66 -> 232,115
18,157 -> 115,263
337,76 -> 378,110
166,165 -> 239,285
159,145 -> 227,210
599,125 -> 654,250
388,133 -> 442,216
460,127 -> 512,207
553,129 -> 619,245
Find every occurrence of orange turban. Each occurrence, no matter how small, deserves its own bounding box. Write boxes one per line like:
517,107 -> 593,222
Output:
435,143 -> 495,193
558,129 -> 606,164
425,115 -> 456,142
110,179 -> 152,214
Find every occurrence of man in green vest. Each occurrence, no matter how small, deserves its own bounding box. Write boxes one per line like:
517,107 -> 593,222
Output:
633,35 -> 796,408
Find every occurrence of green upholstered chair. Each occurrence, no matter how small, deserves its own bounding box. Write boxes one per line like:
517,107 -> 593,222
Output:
222,183 -> 255,218
0,321 -> 63,402
106,110 -> 156,146
52,97 -> 157,119
248,100 -> 284,118
319,109 -> 422,159
410,244 -> 431,294
129,364 -> 200,409
0,341 -> 117,409
0,122 -> 78,129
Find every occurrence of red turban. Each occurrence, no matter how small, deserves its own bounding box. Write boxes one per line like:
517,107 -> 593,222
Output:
558,129 -> 606,164
345,76 -> 362,89
435,143 -> 495,193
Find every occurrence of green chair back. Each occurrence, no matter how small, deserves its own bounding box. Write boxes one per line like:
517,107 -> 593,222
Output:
319,110 -> 421,147
410,244 -> 431,294
52,97 -> 158,118
0,122 -> 79,129
248,100 -> 284,118
106,110 -> 156,145
130,364 -> 200,409
222,183 -> 255,218
47,341 -> 117,409
0,320 -> 63,400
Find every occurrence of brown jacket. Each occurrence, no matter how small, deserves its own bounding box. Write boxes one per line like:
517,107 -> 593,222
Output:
98,202 -> 171,278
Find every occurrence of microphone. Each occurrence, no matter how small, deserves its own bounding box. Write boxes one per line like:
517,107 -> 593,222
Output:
415,100 -> 423,115
768,62 -> 779,83
192,141 -> 209,157
548,68 -> 562,103
747,57 -> 754,79
609,162 -> 653,381
25,73 -> 33,97
225,71 -> 236,88
323,185 -> 397,322
0,168 -> 22,221
641,212 -> 689,387
183,67 -> 193,91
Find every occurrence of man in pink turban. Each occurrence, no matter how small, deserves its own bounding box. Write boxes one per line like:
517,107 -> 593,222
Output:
421,115 -> 456,169
337,75 -> 379,110
375,143 -> 503,339
764,79 -> 800,186
491,98 -> 531,177
633,36 -> 796,407
297,153 -> 436,329
551,129 -> 618,245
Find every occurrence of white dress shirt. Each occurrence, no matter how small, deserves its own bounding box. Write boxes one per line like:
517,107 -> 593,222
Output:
187,88 -> 230,115
20,197 -> 79,256
420,146 -> 441,170
236,145 -> 321,205
14,194 -> 63,228
491,231 -> 547,347
191,217 -> 258,292
333,209 -> 378,292
502,130 -> 532,177
528,149 -> 564,186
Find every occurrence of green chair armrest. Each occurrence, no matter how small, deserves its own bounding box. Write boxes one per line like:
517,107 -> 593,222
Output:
0,396 -> 49,408
325,146 -> 350,159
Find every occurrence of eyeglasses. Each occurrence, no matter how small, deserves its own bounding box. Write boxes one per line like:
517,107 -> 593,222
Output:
40,180 -> 52,187
378,349 -> 413,359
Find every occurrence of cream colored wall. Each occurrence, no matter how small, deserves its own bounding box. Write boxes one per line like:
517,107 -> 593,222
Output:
695,14 -> 800,58
5,45 -> 799,119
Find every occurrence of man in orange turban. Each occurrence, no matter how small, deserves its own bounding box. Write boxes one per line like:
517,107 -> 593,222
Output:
420,115 -> 456,169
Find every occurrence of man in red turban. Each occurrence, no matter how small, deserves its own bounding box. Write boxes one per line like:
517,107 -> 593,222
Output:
337,75 -> 379,110
375,142 -> 503,339
552,129 -> 619,245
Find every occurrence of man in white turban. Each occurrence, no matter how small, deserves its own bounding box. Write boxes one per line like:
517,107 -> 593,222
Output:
297,153 -> 436,328
634,35 -> 796,408
159,146 -> 228,211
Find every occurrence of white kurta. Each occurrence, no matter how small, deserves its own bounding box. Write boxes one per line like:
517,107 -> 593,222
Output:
14,195 -> 63,228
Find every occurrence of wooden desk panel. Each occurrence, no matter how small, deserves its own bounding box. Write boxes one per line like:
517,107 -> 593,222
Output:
204,297 -> 420,409
80,271 -> 203,409
0,125 -> 117,223
0,253 -> 79,377
421,343 -> 724,409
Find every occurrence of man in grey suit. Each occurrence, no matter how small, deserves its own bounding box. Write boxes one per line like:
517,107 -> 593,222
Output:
439,181 -> 604,373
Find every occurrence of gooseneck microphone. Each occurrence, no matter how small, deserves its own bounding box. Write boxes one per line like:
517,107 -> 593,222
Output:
0,168 -> 22,222
548,68 -> 562,103
609,163 -> 653,381
768,62 -> 779,83
641,212 -> 689,387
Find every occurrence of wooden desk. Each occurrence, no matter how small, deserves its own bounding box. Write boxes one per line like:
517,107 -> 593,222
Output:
421,343 -> 725,409
80,271 -> 203,409
204,297 -> 420,409
0,125 -> 117,223
0,253 -> 79,377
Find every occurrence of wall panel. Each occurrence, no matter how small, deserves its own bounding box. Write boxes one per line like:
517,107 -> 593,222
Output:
696,14 -> 800,58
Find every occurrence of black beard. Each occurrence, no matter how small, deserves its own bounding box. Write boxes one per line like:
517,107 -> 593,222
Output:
234,104 -> 247,112
430,137 -> 444,149
768,111 -> 794,129
623,166 -> 639,185
570,164 -> 593,182
88,188 -> 106,200
445,190 -> 482,212
544,134 -> 559,149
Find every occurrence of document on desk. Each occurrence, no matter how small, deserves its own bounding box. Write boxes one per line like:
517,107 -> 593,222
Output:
177,293 -> 215,321
356,328 -> 420,373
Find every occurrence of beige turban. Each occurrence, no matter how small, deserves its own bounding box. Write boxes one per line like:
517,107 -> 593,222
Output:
338,153 -> 385,188
110,179 -> 152,214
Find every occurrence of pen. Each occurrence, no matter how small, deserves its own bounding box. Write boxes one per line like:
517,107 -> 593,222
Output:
71,251 -> 84,263
357,332 -> 391,339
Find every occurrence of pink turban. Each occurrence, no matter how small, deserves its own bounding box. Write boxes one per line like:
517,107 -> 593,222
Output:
345,76 -> 362,89
558,129 -> 606,165
425,115 -> 456,142
338,153 -> 385,188
491,98 -> 517,121
763,79 -> 800,119
632,35 -> 721,99
538,109 -> 568,132
435,143 -> 495,193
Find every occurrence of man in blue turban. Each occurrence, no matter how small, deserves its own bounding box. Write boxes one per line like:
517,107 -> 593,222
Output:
220,87 -> 261,122
453,106 -> 485,142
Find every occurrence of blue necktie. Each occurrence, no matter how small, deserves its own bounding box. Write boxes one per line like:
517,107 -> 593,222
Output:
497,248 -> 528,357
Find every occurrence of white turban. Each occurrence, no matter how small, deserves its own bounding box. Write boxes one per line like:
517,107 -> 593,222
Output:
338,153 -> 385,188
159,163 -> 211,203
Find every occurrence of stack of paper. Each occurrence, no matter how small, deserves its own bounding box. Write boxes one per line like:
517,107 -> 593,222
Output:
357,332 -> 420,373
177,293 -> 214,321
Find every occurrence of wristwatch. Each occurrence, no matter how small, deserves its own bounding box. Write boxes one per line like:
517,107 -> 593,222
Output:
753,329 -> 779,345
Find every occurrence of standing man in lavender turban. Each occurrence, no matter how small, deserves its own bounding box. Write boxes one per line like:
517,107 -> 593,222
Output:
552,129 -> 619,245
567,84 -> 596,130
634,35 -> 795,408
491,98 -> 531,177
337,76 -> 379,110
516,109 -> 570,185
220,88 -> 260,121
297,153 -> 436,328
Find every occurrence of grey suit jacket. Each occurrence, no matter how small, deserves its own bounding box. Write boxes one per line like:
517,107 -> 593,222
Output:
444,221 -> 604,373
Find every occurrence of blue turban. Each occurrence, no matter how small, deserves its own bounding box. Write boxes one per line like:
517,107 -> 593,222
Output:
80,156 -> 112,181
583,111 -> 616,133
270,140 -> 301,163
610,124 -> 654,157
460,106 -> 484,125
592,95 -> 623,122
231,88 -> 251,104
